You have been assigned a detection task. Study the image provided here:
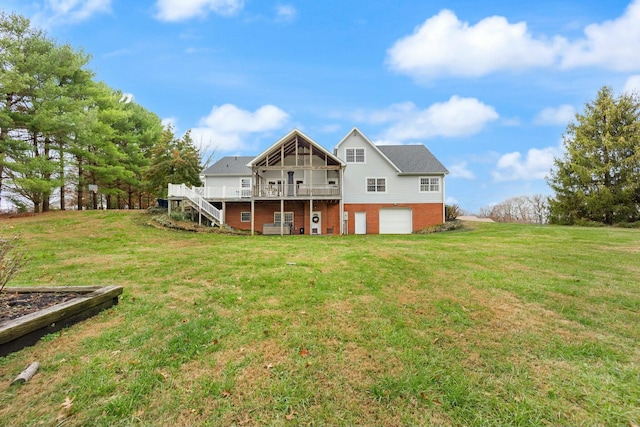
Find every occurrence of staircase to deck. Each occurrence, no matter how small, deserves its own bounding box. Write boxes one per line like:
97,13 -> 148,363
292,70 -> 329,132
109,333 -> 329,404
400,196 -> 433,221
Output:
169,184 -> 223,227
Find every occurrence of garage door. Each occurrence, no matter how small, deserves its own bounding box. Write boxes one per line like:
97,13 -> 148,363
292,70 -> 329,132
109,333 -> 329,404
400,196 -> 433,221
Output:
379,208 -> 412,234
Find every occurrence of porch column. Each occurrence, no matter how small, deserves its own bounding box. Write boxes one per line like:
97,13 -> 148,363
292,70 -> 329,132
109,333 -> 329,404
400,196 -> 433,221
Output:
221,201 -> 226,226
251,199 -> 255,236
309,199 -> 314,235
280,199 -> 284,236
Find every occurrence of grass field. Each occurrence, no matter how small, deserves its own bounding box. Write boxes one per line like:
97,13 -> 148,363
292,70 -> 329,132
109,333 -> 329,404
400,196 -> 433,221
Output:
0,210 -> 638,426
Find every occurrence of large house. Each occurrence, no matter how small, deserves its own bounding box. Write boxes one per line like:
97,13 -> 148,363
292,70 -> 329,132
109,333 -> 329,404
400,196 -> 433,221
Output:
167,128 -> 448,235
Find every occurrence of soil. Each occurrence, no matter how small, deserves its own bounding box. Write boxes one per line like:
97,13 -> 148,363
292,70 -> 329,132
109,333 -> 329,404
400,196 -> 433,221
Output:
0,291 -> 82,323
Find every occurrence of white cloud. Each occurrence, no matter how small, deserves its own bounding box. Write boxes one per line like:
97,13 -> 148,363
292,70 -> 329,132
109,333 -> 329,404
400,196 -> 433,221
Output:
534,104 -> 575,126
623,75 -> 640,94
32,0 -> 111,25
275,4 -> 297,23
368,96 -> 498,142
387,1 -> 640,79
155,0 -> 243,22
387,9 -> 560,79
449,161 -> 475,179
162,117 -> 177,130
561,0 -> 640,71
492,145 -> 561,182
190,104 -> 289,152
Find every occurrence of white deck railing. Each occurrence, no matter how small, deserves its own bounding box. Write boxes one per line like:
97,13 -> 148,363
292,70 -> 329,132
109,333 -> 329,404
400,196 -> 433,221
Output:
168,183 -> 341,200
169,184 -> 250,199
255,183 -> 340,197
168,184 -> 222,223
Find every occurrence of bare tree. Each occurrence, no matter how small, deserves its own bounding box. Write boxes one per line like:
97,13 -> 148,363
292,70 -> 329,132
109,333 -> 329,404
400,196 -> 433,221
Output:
479,195 -> 549,224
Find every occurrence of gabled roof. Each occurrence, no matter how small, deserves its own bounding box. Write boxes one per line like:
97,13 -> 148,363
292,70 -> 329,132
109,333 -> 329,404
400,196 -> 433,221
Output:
248,128 -> 344,168
334,127 -> 401,173
378,145 -> 449,175
335,127 -> 448,175
202,156 -> 253,176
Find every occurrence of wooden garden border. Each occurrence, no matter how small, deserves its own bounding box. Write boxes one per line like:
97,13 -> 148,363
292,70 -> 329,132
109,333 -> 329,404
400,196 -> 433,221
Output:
0,286 -> 123,357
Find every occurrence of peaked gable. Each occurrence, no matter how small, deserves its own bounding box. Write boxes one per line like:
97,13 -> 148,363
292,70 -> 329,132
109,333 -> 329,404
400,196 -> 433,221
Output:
249,129 -> 344,168
334,127 -> 401,173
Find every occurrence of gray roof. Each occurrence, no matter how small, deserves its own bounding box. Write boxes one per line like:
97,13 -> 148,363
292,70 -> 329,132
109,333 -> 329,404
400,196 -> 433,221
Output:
378,145 -> 449,175
202,156 -> 253,175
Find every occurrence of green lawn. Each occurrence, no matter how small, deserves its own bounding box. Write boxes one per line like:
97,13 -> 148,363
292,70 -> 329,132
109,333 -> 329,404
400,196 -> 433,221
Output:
1,210 -> 638,426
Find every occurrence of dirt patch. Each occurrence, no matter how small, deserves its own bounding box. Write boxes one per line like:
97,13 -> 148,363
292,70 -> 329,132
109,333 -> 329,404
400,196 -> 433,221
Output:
0,291 -> 82,323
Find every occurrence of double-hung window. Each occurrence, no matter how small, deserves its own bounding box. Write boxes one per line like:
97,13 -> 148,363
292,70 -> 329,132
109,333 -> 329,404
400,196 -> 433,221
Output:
420,177 -> 440,192
345,148 -> 365,163
366,178 -> 386,193
240,212 -> 251,222
274,212 -> 294,224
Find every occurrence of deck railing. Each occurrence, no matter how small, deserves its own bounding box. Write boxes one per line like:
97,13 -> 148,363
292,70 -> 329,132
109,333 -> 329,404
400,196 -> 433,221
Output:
168,183 -> 341,200
168,184 -> 222,224
255,183 -> 340,197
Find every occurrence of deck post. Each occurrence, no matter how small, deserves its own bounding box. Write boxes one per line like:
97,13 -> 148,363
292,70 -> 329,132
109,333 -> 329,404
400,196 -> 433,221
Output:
251,199 -> 255,236
280,199 -> 284,236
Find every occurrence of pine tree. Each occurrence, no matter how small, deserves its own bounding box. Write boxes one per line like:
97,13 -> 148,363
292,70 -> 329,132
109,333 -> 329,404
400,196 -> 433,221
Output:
548,86 -> 640,225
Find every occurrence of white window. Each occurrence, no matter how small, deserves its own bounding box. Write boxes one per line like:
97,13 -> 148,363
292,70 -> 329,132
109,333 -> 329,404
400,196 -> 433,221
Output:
345,148 -> 365,163
366,177 -> 386,193
240,178 -> 251,197
274,211 -> 294,224
420,177 -> 440,192
241,212 -> 251,222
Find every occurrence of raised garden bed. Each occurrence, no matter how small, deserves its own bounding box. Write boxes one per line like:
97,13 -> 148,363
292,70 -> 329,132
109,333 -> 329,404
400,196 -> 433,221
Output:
0,286 -> 123,357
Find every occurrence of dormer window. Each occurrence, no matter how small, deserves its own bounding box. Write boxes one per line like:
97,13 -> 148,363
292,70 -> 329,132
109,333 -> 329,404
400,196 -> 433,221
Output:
345,148 -> 365,163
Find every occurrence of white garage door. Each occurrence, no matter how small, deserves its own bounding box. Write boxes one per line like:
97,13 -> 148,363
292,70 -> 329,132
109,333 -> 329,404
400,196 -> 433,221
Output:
379,208 -> 412,234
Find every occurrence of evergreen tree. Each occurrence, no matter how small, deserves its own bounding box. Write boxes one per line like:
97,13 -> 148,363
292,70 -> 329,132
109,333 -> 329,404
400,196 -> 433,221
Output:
146,126 -> 203,197
548,86 -> 640,225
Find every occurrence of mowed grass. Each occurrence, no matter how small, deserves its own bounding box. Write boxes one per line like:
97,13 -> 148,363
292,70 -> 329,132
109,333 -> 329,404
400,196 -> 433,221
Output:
0,210 -> 638,426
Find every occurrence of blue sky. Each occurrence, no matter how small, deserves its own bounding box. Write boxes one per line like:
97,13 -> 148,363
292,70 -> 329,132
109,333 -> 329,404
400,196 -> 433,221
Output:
2,0 -> 640,213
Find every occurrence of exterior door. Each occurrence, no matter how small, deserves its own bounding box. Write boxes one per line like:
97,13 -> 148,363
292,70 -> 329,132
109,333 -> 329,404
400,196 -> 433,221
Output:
355,212 -> 366,234
311,211 -> 322,235
379,208 -> 412,234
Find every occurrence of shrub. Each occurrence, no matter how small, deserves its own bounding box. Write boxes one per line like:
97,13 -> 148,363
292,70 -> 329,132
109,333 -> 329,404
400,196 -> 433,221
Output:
0,235 -> 30,292
445,204 -> 461,221
415,220 -> 463,234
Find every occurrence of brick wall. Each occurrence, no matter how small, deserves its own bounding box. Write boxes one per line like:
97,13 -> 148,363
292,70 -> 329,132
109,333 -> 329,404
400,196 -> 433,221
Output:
343,203 -> 444,234
224,201 -> 341,235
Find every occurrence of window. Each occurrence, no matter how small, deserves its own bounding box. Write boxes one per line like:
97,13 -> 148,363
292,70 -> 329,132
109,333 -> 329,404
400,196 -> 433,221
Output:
345,148 -> 365,163
420,177 -> 440,192
240,178 -> 251,197
274,211 -> 294,224
241,212 -> 251,222
366,178 -> 386,193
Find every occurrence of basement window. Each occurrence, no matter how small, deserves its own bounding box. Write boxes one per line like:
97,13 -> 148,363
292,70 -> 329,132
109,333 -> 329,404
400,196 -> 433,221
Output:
241,212 -> 250,222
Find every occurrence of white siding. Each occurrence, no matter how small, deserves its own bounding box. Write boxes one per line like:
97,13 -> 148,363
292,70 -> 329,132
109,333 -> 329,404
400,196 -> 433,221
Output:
204,175 -> 250,189
339,133 -> 444,204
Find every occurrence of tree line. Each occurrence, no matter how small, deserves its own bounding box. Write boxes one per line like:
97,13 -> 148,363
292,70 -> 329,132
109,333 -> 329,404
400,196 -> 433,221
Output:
0,13 -> 203,212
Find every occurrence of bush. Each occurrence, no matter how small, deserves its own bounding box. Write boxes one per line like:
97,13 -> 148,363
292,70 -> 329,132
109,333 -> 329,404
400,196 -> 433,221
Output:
445,204 -> 461,221
0,235 -> 30,292
415,220 -> 463,234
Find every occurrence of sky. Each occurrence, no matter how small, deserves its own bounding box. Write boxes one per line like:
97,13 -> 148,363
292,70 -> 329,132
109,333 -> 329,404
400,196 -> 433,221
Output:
2,0 -> 640,213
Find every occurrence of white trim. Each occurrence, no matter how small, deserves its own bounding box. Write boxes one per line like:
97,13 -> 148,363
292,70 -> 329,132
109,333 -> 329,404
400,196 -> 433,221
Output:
345,147 -> 366,164
334,127 -> 402,173
419,176 -> 440,193
366,177 -> 387,193
247,128 -> 345,167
